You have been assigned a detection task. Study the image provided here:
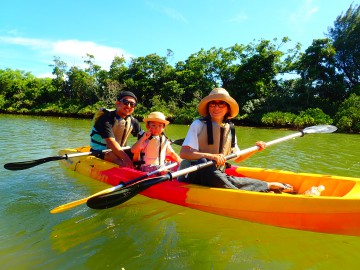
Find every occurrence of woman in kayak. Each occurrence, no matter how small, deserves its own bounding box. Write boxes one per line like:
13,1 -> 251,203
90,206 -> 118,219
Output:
179,88 -> 293,193
131,111 -> 182,172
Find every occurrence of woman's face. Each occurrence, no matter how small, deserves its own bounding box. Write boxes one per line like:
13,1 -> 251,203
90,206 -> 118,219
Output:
208,100 -> 229,121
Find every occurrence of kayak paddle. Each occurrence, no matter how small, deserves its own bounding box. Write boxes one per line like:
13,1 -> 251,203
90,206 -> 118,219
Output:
4,146 -> 130,171
3,137 -> 185,171
170,138 -> 184,145
86,125 -> 337,209
50,162 -> 178,214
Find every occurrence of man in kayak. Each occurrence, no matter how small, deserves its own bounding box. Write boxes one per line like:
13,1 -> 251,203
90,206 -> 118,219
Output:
90,91 -> 143,168
131,111 -> 182,172
179,88 -> 293,193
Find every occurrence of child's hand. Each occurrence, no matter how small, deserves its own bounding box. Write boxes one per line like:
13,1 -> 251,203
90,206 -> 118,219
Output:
144,131 -> 152,139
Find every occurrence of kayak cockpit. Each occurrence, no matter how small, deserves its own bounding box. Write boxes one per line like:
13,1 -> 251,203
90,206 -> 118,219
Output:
227,166 -> 358,198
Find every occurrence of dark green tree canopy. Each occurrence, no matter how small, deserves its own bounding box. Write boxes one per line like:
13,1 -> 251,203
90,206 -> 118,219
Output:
328,4 -> 360,90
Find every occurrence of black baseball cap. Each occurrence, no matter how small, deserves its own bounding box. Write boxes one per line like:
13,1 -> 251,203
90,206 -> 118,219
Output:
117,91 -> 137,102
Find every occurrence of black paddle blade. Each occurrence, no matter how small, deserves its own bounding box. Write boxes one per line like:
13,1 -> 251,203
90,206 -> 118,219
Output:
4,156 -> 65,170
171,138 -> 184,145
87,175 -> 171,209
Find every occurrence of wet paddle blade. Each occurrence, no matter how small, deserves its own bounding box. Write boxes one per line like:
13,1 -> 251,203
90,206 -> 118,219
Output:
171,138 -> 184,145
3,148 -> 126,171
4,156 -> 65,171
303,125 -> 337,134
87,175 -> 171,209
51,162 -> 177,213
50,197 -> 88,214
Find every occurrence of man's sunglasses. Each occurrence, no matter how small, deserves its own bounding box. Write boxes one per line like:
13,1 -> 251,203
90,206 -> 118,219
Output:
120,99 -> 137,108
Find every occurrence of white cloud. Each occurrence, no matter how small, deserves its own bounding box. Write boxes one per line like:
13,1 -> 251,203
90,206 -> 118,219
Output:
227,13 -> 248,23
0,36 -> 51,49
289,0 -> 319,23
50,39 -> 133,69
0,35 -> 134,71
286,0 -> 319,41
162,7 -> 188,23
146,1 -> 188,23
37,72 -> 55,79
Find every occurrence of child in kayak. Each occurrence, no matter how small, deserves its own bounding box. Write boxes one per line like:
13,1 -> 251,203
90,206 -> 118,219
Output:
131,111 -> 182,172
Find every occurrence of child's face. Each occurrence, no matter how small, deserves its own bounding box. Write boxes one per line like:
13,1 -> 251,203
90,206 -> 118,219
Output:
146,121 -> 165,136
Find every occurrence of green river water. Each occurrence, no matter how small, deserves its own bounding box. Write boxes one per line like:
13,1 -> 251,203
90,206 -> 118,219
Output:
1,114 -> 359,270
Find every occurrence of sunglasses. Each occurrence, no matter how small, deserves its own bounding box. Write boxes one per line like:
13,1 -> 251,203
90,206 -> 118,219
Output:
208,101 -> 228,109
120,99 -> 137,108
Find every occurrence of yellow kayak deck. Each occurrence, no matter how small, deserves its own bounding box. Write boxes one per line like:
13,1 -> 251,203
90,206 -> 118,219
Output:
59,146 -> 360,237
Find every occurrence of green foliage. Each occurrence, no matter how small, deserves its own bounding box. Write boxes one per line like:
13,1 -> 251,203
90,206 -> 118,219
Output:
172,105 -> 199,124
77,104 -> 102,117
334,94 -> 360,133
228,38 -> 294,108
327,4 -> 360,90
295,38 -> 346,107
261,111 -> 297,127
33,102 -> 63,115
353,83 -> 360,95
66,66 -> 98,105
50,56 -> 67,94
124,54 -> 173,108
293,108 -> 333,128
0,94 -> 5,109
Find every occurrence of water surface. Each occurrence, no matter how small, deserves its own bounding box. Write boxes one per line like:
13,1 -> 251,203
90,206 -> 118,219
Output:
1,114 -> 359,270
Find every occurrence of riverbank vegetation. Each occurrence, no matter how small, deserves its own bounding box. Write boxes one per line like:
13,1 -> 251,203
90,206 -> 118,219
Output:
0,5 -> 359,133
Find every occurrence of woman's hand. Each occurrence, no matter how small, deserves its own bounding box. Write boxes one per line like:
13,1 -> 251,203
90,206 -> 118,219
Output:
256,141 -> 266,151
209,153 -> 226,166
233,141 -> 267,163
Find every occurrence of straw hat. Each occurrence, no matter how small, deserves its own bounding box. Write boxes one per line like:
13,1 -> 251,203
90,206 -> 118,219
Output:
143,111 -> 170,126
197,88 -> 239,119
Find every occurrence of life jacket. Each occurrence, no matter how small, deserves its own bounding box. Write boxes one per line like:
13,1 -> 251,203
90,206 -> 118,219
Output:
198,116 -> 236,156
90,108 -> 133,150
132,133 -> 169,167
178,117 -> 237,181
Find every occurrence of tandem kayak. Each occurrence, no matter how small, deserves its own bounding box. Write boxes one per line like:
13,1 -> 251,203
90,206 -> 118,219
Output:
58,146 -> 360,237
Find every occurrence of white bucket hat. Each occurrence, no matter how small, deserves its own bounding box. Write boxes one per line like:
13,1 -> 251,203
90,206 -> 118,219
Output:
197,88 -> 239,119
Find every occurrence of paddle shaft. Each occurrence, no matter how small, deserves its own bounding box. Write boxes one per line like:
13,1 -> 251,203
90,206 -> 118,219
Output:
4,146 -> 130,171
87,150 -> 253,209
4,138 -> 185,170
171,131 -> 306,178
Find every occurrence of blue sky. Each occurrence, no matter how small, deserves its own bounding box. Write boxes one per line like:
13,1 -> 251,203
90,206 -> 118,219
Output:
0,0 -> 358,78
